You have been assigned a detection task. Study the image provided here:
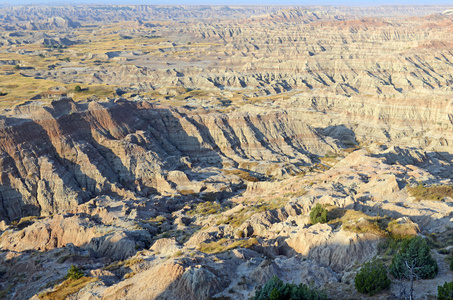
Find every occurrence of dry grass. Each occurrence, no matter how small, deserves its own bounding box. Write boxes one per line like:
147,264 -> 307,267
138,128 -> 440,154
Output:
255,197 -> 289,211
319,156 -> 339,167
178,189 -> 196,196
172,250 -> 184,258
237,161 -> 259,169
407,184 -> 453,201
245,90 -> 298,103
283,189 -> 307,198
223,169 -> 259,182
0,23 -> 221,107
216,207 -> 251,228
124,272 -> 136,279
215,197 -> 288,228
0,73 -> 116,105
329,208 -> 420,239
0,73 -> 63,104
198,238 -> 258,254
148,215 -> 166,224
38,277 -> 98,300
386,220 -> 418,239
187,201 -> 224,216
342,219 -> 387,236
328,209 -> 387,236
102,257 -> 144,271
71,84 -> 118,101
174,89 -> 206,100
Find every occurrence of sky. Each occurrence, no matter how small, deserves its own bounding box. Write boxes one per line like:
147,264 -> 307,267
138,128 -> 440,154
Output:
2,0 -> 453,6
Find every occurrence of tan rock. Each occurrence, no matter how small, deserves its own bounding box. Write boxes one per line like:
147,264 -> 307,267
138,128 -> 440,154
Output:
285,223 -> 381,272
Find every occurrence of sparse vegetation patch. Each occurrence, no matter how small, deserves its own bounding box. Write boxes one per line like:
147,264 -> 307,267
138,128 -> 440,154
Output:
38,277 -> 97,300
198,238 -> 258,254
224,169 -> 259,182
407,183 -> 453,201
187,201 -> 226,216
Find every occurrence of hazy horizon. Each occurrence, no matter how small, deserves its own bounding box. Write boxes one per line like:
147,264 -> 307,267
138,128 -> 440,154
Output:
1,0 -> 452,6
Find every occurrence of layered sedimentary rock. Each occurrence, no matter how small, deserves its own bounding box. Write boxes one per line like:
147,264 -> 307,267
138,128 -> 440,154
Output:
0,5 -> 452,300
0,97 -> 337,221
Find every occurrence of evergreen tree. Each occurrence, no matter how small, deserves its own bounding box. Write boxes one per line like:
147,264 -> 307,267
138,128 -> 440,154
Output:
309,204 -> 328,225
66,264 -> 84,280
390,236 -> 438,280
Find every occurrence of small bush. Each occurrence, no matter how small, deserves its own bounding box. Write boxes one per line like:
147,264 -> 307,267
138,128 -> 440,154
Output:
74,85 -> 82,92
253,276 -> 327,300
390,236 -> 438,279
66,265 -> 84,280
437,281 -> 453,300
355,260 -> 391,295
309,204 -> 328,225
13,64 -> 20,70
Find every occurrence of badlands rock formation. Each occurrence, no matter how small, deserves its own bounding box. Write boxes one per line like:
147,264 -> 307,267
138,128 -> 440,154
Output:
0,4 -> 451,300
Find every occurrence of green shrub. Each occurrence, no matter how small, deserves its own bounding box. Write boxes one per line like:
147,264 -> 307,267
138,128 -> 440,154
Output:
74,85 -> 82,92
66,265 -> 84,280
390,236 -> 438,279
354,260 -> 391,295
253,276 -> 327,300
13,64 -> 20,70
309,204 -> 328,225
437,281 -> 453,300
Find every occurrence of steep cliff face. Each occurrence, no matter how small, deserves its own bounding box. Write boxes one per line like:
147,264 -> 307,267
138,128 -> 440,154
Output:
0,98 -> 336,221
286,94 -> 453,149
2,94 -> 451,222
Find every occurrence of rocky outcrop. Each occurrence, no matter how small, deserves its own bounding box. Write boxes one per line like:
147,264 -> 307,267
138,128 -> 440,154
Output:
0,98 -> 337,221
0,215 -> 100,252
285,223 -> 380,272
25,17 -> 81,30
102,262 -> 222,300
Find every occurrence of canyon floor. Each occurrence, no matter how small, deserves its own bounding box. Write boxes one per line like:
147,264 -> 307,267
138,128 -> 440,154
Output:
0,4 -> 452,300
